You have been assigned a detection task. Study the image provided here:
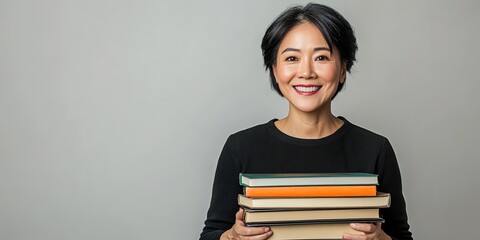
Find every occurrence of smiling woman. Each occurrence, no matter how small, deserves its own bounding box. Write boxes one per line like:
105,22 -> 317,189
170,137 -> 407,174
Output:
200,3 -> 412,240
273,23 -> 346,128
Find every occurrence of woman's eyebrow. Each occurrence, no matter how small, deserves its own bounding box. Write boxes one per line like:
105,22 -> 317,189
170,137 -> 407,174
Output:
281,47 -> 331,54
314,47 -> 331,52
281,48 -> 300,54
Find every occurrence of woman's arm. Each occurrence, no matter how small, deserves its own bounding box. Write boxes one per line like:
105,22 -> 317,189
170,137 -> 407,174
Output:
376,139 -> 413,240
200,136 -> 241,240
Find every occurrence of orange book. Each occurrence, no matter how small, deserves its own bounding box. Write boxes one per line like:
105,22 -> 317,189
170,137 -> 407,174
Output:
244,185 -> 376,197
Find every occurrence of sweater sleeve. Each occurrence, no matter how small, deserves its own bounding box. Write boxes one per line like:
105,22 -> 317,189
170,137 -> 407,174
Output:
377,139 -> 413,240
200,136 -> 243,240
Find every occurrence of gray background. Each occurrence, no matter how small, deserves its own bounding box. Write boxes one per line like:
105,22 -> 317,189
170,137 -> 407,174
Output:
1,0 -> 479,239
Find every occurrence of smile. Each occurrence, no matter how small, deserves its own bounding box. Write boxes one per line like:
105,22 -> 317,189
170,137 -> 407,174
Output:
293,85 -> 321,95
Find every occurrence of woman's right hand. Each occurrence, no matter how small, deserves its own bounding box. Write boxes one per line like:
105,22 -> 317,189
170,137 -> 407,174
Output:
221,208 -> 272,240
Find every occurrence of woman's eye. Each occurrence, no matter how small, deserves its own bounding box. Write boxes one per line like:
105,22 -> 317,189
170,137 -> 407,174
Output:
315,56 -> 329,61
285,56 -> 298,61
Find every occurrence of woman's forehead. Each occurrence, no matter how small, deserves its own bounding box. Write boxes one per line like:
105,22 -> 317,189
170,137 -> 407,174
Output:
279,22 -> 330,51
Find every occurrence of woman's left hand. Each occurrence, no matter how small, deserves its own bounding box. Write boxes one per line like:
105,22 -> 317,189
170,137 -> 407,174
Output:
342,222 -> 392,240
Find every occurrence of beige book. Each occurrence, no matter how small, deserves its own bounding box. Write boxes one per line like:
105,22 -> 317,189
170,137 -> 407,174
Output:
243,208 -> 379,224
269,223 -> 363,240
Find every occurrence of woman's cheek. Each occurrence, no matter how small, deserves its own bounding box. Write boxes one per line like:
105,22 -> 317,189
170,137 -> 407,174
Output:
276,66 -> 297,83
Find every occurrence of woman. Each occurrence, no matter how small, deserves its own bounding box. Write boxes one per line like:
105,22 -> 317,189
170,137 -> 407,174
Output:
200,3 -> 412,240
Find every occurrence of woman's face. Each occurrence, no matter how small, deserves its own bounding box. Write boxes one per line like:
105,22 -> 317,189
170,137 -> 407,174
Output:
273,22 -> 346,114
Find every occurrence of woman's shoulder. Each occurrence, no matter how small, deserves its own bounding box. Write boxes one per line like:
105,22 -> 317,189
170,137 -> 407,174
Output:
222,119 -> 277,147
229,119 -> 277,139
341,117 -> 390,145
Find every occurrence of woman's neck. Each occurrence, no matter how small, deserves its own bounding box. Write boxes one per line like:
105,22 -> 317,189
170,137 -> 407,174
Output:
274,104 -> 344,139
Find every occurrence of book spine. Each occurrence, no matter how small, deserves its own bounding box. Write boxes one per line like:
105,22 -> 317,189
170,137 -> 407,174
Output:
244,185 -> 376,197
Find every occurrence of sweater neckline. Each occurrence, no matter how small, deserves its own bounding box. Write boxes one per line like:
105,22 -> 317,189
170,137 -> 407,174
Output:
266,116 -> 350,146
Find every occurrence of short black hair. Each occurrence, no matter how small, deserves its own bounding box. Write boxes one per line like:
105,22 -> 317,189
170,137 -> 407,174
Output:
261,3 -> 358,99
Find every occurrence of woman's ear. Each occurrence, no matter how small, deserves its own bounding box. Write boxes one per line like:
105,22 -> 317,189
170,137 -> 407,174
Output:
272,65 -> 278,83
339,62 -> 347,84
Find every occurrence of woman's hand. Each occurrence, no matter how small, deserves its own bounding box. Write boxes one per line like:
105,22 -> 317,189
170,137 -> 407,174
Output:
221,208 -> 273,240
342,222 -> 392,240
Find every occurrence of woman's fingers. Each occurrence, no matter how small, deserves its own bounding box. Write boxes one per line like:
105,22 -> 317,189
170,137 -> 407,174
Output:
235,208 -> 246,221
233,219 -> 270,236
232,208 -> 272,239
342,233 -> 366,240
342,222 -> 389,240
234,225 -> 270,236
244,231 -> 273,240
350,223 -> 377,233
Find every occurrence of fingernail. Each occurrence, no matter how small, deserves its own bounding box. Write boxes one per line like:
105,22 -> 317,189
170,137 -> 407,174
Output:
264,227 -> 270,232
350,223 -> 356,228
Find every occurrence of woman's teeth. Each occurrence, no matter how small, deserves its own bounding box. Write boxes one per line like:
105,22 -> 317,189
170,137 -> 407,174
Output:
294,86 -> 320,93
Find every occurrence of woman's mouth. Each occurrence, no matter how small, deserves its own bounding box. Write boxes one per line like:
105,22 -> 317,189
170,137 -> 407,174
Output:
293,85 -> 321,95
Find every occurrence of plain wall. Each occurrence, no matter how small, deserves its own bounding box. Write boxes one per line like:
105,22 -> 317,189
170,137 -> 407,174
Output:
1,0 -> 479,239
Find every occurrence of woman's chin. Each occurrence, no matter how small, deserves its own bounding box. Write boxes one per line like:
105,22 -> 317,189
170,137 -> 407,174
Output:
290,104 -> 325,114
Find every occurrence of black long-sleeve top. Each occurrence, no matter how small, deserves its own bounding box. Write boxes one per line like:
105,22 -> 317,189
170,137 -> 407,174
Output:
200,118 -> 412,240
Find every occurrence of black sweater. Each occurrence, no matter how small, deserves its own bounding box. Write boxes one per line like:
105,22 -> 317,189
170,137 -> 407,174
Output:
200,118 -> 412,240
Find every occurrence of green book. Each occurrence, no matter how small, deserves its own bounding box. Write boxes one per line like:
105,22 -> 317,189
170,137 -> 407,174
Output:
239,173 -> 378,187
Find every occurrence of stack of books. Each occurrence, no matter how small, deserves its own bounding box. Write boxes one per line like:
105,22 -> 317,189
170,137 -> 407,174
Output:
237,173 -> 391,240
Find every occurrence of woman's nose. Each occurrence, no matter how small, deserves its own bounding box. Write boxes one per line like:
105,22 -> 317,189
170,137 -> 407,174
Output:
298,60 -> 317,79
